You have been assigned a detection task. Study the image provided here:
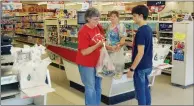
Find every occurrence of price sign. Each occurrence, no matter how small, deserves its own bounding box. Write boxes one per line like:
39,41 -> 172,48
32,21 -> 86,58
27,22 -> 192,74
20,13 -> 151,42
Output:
2,2 -> 22,10
47,1 -> 65,9
147,1 -> 166,12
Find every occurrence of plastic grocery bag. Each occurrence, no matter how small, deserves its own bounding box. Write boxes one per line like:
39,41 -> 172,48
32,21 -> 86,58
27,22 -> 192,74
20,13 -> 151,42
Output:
96,43 -> 115,77
153,45 -> 171,67
109,47 -> 126,79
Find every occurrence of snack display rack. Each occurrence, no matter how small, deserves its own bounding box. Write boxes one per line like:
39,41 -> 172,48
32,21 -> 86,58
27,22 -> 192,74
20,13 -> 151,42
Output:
44,18 -> 64,70
14,13 -> 45,45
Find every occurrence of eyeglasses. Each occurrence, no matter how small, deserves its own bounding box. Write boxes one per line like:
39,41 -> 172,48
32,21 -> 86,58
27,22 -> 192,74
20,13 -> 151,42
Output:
91,17 -> 100,21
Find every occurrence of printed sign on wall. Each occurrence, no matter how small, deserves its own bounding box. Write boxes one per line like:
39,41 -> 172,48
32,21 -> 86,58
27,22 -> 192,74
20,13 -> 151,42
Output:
173,32 -> 186,61
47,1 -> 65,10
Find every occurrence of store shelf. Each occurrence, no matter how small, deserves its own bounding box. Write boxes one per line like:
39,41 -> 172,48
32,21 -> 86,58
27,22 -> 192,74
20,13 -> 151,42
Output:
15,40 -> 35,45
17,28 -> 44,30
1,30 -> 15,32
160,37 -> 172,40
1,23 -> 15,25
15,33 -> 44,38
162,69 -> 171,75
1,89 -> 20,98
67,36 -> 78,38
159,31 -> 173,33
2,16 -> 15,18
16,21 -> 44,23
35,28 -> 44,30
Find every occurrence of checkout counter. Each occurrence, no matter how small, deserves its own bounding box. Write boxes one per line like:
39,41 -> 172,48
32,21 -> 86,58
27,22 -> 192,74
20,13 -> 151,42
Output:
47,44 -> 171,105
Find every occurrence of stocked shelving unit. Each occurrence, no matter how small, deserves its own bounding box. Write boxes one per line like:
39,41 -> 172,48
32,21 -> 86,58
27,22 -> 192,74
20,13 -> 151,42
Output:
44,18 -> 64,70
14,13 -> 45,45
158,22 -> 173,75
59,19 -> 79,49
100,12 -> 159,21
1,16 -> 16,45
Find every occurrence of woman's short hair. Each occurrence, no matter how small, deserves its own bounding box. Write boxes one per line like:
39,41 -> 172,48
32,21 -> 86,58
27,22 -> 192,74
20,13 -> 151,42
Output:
109,10 -> 119,17
85,7 -> 100,23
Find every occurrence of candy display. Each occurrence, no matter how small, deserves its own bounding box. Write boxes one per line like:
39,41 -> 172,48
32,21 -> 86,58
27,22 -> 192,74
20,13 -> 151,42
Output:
15,13 -> 45,44
16,14 -> 44,23
47,26 -> 59,45
1,18 -> 15,24
1,16 -> 16,38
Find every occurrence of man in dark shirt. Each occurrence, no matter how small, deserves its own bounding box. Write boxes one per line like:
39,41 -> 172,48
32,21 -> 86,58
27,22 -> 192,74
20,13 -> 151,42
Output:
127,5 -> 153,105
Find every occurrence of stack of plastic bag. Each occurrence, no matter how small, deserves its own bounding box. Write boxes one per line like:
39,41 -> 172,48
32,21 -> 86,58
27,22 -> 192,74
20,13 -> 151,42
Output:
10,44 -> 54,97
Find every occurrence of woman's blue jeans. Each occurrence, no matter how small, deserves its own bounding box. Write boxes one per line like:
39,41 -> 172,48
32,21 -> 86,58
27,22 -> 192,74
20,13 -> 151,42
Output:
78,65 -> 102,105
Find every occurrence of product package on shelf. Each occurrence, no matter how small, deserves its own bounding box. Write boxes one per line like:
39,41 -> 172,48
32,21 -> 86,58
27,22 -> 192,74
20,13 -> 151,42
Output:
1,15 -> 16,38
1,18 -> 15,24
29,15 -> 37,22
47,26 -> 59,45
2,24 -> 14,31
22,16 -> 30,23
10,44 -> 55,98
2,10 -> 15,17
34,23 -> 44,29
37,14 -> 44,22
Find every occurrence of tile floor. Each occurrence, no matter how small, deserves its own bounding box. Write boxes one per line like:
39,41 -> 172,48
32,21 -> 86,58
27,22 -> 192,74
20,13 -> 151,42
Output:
47,66 -> 194,105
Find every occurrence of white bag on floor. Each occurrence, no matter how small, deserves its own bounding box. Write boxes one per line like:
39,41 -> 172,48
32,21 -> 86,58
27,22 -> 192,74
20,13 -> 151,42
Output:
96,43 -> 115,77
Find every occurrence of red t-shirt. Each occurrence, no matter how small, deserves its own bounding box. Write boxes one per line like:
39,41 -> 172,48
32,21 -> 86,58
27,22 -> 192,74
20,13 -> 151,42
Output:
76,24 -> 104,67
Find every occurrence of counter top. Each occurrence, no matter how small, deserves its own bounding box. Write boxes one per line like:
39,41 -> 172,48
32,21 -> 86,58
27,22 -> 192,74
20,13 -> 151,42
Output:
47,44 -> 77,63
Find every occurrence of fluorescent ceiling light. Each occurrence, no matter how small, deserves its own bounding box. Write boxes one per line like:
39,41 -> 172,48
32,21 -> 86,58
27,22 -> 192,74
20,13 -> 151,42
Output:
38,2 -> 47,5
65,2 -> 84,6
101,2 -> 113,5
65,3 -> 76,6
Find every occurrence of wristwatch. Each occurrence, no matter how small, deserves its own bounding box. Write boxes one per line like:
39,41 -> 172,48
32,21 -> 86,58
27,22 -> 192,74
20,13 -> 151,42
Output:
130,68 -> 134,72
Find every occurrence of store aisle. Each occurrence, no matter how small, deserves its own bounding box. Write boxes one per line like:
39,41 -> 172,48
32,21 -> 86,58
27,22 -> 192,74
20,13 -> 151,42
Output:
47,66 -> 193,105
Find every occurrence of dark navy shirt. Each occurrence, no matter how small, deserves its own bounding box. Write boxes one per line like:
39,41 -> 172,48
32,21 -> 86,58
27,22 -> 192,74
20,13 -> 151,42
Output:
132,25 -> 153,70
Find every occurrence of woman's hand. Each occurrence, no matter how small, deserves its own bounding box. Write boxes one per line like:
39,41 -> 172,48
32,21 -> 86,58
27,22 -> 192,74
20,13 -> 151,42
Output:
81,40 -> 105,56
119,37 -> 126,46
114,44 -> 121,52
96,40 -> 104,47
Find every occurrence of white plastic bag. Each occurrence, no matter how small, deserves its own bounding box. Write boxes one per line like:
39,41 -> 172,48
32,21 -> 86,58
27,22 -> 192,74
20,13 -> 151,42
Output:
153,45 -> 171,67
110,47 -> 126,79
96,43 -> 115,77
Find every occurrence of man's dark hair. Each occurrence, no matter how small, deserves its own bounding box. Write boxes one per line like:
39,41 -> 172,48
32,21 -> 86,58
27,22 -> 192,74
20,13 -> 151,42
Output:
132,5 -> 149,20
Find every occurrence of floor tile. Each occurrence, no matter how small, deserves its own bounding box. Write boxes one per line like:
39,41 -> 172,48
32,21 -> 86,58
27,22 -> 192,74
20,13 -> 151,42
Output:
47,92 -> 74,105
47,66 -> 194,105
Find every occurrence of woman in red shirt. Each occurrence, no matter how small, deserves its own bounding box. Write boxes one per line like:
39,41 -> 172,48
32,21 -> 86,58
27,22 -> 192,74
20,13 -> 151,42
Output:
76,8 -> 104,105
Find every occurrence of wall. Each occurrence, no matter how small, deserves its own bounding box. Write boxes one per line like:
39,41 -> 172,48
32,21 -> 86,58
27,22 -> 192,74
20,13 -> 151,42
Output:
65,4 -> 82,10
161,2 -> 194,13
64,2 -> 194,13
